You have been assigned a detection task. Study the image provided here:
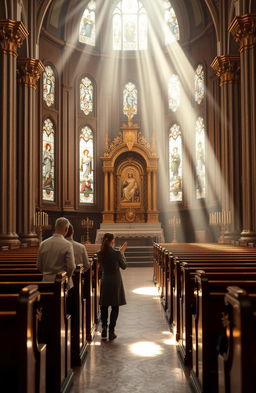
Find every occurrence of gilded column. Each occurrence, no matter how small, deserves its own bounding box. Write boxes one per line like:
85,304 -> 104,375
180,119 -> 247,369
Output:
147,170 -> 152,211
211,55 -> 241,242
152,170 -> 157,212
109,171 -> 114,212
104,171 -> 109,212
0,20 -> 28,247
229,14 -> 256,243
17,58 -> 45,245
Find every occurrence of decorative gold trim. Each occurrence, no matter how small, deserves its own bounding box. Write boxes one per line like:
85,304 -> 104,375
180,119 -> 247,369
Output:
211,55 -> 240,86
0,19 -> 28,56
17,58 -> 45,89
229,14 -> 256,52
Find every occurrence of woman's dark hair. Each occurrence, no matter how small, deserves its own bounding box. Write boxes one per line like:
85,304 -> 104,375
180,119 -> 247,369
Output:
100,233 -> 114,255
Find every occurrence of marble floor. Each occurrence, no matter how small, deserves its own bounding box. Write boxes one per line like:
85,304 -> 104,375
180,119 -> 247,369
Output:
72,267 -> 192,393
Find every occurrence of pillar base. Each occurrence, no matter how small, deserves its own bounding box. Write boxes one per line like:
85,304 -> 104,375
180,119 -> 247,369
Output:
222,231 -> 240,244
102,213 -> 114,224
19,233 -> 39,247
239,231 -> 256,246
0,234 -> 21,248
147,213 -> 159,223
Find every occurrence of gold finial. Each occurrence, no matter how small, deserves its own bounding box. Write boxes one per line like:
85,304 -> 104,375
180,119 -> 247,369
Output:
124,107 -> 136,127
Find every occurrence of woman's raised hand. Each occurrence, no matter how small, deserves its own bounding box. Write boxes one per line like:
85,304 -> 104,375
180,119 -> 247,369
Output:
119,241 -> 128,253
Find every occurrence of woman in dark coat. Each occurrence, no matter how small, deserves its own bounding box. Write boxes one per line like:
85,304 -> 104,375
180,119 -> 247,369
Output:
97,233 -> 127,341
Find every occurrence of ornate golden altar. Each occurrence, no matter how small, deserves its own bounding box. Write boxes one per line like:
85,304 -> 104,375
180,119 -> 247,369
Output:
102,119 -> 159,224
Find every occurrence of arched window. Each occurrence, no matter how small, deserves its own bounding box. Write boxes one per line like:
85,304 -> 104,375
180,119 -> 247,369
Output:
79,0 -> 96,46
43,65 -> 55,107
123,82 -> 138,118
80,76 -> 94,116
164,1 -> 179,44
42,118 -> 55,202
79,126 -> 94,204
195,64 -> 205,104
113,0 -> 148,51
168,74 -> 180,112
195,117 -> 206,199
169,124 -> 182,202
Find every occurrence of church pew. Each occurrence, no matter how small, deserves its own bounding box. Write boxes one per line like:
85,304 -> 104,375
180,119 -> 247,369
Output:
0,285 -> 46,393
178,265 -> 256,367
0,266 -> 89,368
218,286 -> 256,393
191,271 -> 256,393
70,264 -> 88,367
173,258 -> 256,338
83,258 -> 97,341
92,255 -> 100,324
0,273 -> 73,393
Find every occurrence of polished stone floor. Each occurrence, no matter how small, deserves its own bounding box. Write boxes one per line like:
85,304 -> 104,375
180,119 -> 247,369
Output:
72,267 -> 192,393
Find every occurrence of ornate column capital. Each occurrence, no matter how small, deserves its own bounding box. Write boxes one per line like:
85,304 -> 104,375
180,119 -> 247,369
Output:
211,55 -> 240,86
17,58 -> 45,89
0,19 -> 28,56
229,14 -> 256,51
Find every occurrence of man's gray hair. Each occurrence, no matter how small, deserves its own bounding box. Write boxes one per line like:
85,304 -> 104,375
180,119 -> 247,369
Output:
55,217 -> 70,232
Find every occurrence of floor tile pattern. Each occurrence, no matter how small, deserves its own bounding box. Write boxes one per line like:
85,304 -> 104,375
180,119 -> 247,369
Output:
72,267 -> 192,393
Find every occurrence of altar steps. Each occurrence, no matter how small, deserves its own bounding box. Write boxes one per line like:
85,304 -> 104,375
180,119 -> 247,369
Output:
124,246 -> 154,267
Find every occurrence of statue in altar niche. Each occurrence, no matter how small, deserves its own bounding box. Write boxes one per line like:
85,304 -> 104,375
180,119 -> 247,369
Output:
121,169 -> 140,203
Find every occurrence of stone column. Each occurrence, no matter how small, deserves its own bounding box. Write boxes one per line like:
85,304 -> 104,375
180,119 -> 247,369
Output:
17,58 -> 44,245
0,20 -> 28,247
211,55 -> 241,242
229,14 -> 256,243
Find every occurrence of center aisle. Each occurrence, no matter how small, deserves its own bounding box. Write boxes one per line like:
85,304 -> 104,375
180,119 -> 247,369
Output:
72,267 -> 191,393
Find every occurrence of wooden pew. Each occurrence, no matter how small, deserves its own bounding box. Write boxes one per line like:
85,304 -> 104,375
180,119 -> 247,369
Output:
70,264 -> 88,366
178,263 -> 256,367
0,285 -> 46,393
218,286 -> 256,393
191,271 -> 256,393
0,273 -> 73,393
84,258 -> 96,341
173,257 -> 256,341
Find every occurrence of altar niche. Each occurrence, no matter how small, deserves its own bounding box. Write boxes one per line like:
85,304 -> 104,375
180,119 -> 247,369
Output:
102,123 -> 159,224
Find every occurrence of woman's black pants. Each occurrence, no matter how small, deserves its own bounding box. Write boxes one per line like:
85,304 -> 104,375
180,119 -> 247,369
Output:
101,306 -> 119,332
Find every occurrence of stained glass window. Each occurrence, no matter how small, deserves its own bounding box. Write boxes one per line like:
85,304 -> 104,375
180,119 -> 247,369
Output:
80,77 -> 93,116
195,64 -> 205,104
164,1 -> 180,44
42,118 -> 55,202
43,65 -> 55,107
168,74 -> 181,112
195,117 -> 206,199
123,82 -> 138,118
80,126 -> 94,204
169,124 -> 182,202
79,1 -> 96,46
113,0 -> 147,51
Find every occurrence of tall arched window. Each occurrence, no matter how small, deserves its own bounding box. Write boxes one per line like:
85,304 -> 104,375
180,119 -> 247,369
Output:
79,126 -> 94,204
42,118 -> 55,202
113,0 -> 147,51
164,1 -> 180,44
79,0 -> 96,46
168,74 -> 181,112
195,64 -> 205,104
43,65 -> 55,107
195,117 -> 206,199
169,124 -> 182,202
123,82 -> 138,117
80,76 -> 94,116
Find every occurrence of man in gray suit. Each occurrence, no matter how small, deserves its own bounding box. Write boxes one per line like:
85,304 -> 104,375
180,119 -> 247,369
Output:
37,217 -> 76,288
65,224 -> 90,271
